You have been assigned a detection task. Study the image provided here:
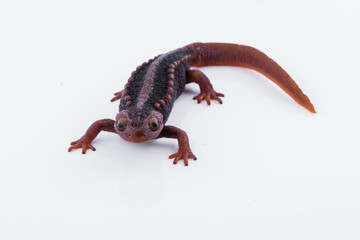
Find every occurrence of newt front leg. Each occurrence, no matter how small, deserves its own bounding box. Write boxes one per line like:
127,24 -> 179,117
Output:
68,119 -> 115,154
157,126 -> 197,166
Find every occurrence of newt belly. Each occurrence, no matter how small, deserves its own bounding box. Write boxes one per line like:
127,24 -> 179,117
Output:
69,42 -> 316,166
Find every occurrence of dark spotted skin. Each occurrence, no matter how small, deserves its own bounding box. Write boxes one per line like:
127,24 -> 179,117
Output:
69,42 -> 315,166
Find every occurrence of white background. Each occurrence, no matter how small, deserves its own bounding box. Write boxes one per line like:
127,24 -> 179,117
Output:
1,0 -> 359,239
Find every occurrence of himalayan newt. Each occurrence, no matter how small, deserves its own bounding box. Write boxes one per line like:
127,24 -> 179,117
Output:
68,42 -> 316,166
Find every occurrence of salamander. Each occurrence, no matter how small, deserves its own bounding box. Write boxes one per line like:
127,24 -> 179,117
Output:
68,42 -> 316,166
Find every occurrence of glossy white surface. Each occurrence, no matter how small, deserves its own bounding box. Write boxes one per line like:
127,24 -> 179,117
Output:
1,0 -> 359,239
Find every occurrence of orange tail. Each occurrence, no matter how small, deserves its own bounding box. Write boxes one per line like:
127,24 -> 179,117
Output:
185,42 -> 316,113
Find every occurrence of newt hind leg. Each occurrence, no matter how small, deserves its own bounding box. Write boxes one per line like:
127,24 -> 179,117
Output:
186,70 -> 224,105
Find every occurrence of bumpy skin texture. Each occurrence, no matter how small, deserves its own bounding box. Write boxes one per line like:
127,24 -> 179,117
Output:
68,42 -> 316,166
119,48 -> 190,124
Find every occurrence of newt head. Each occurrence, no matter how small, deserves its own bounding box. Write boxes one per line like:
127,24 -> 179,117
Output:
114,110 -> 164,143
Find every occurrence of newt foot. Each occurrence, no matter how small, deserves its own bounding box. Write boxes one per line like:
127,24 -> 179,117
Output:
169,149 -> 197,166
68,137 -> 96,154
193,89 -> 224,105
111,90 -> 124,102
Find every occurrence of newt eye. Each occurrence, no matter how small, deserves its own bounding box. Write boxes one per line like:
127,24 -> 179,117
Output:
117,118 -> 127,131
149,118 -> 159,131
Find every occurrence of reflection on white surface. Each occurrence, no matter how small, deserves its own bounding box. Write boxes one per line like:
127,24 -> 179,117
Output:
0,0 -> 359,239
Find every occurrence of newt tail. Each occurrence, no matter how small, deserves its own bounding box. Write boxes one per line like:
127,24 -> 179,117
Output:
186,43 -> 316,113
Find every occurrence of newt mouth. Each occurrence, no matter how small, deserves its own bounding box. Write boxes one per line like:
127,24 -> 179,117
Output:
121,132 -> 153,143
135,130 -> 145,138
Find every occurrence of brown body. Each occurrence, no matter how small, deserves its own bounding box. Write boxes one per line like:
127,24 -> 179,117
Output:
68,42 -> 316,166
